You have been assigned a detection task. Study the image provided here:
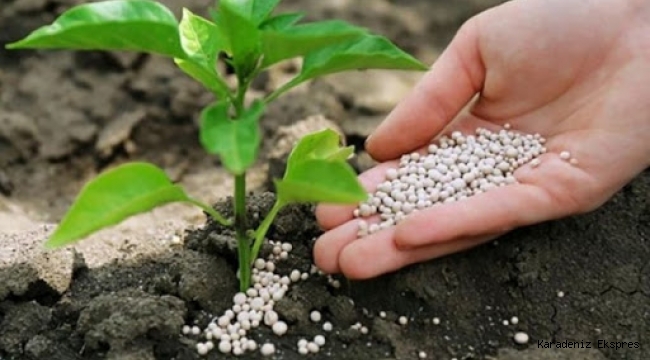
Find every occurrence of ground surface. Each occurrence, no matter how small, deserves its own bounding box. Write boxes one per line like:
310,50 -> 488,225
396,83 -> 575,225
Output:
1,0 -> 648,359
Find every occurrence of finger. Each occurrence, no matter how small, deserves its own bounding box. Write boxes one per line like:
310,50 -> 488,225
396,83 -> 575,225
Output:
315,161 -> 398,230
394,178 -> 571,249
366,19 -> 485,162
313,217 -> 376,274
338,229 -> 498,280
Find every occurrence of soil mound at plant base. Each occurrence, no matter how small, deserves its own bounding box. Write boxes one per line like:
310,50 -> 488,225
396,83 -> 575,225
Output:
1,176 -> 649,360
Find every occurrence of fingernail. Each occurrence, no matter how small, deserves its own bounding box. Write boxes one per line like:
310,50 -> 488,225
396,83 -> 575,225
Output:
364,134 -> 373,149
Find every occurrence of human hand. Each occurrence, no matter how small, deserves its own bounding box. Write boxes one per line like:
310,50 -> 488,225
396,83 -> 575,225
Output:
313,0 -> 650,279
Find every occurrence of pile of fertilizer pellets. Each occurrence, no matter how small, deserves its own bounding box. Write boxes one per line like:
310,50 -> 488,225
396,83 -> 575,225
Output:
353,124 -> 577,237
182,240 -> 339,357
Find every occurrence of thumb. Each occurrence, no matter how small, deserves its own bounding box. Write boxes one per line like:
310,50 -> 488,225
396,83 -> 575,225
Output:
366,19 -> 485,162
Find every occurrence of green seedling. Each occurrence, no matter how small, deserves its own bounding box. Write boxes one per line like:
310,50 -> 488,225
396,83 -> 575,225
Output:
6,0 -> 427,291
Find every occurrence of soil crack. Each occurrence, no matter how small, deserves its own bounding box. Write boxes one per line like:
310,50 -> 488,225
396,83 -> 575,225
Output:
550,304 -> 560,343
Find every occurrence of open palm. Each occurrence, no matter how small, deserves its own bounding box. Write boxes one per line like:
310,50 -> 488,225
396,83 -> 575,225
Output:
313,0 -> 650,279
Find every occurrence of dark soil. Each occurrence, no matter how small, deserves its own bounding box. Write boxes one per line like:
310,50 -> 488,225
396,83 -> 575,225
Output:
1,0 -> 648,360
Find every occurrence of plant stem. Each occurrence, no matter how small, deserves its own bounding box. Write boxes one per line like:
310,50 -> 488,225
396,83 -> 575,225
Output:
233,73 -> 249,116
234,173 -> 250,291
232,70 -> 257,291
250,199 -> 284,263
264,78 -> 300,104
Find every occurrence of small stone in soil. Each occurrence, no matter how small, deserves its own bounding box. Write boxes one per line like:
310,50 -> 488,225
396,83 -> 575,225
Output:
170,235 -> 182,245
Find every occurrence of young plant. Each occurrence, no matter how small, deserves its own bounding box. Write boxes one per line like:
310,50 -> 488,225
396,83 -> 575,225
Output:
6,0 -> 427,291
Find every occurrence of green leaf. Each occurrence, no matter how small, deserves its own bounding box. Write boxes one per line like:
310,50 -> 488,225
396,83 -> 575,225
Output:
275,159 -> 367,204
260,20 -> 368,68
215,0 -> 281,24
270,35 -> 427,101
176,8 -> 229,97
6,0 -> 185,59
284,128 -> 353,175
179,8 -> 223,64
208,5 -> 219,23
216,0 -> 262,76
326,147 -> 355,163
275,128 -> 366,204
46,162 -> 195,248
260,12 -> 304,30
218,0 -> 254,18
299,34 -> 427,78
251,0 -> 283,24
199,101 -> 265,174
174,58 -> 230,97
